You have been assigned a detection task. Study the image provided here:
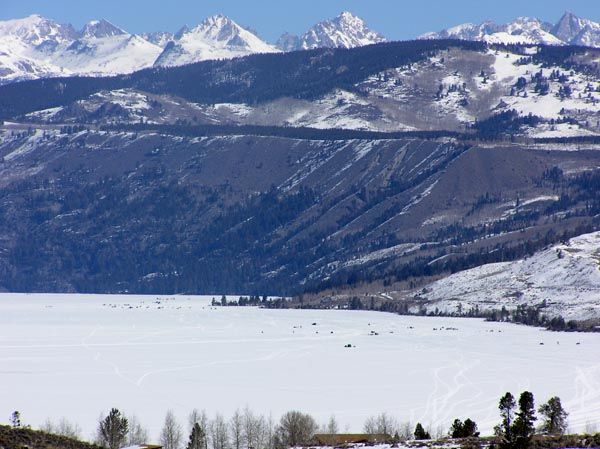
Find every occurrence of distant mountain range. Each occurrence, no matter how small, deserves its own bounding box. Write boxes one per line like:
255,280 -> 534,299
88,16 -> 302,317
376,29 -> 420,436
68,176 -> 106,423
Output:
421,12 -> 600,47
0,10 -> 599,86
0,12 -> 382,84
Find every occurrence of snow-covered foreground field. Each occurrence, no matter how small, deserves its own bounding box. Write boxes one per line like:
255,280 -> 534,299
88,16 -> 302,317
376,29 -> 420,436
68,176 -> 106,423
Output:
1,294 -> 599,441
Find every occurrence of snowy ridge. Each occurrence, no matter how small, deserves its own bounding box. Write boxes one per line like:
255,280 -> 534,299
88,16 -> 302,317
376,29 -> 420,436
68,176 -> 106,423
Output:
421,12 -> 600,47
50,31 -> 163,76
277,12 -> 385,51
417,231 -> 600,321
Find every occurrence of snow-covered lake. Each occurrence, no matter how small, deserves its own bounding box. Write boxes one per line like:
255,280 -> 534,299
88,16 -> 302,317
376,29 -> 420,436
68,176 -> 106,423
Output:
1,294 -> 599,440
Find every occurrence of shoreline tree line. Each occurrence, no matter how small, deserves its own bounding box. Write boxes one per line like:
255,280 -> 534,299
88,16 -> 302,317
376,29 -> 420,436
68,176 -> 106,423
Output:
5,391 -> 593,449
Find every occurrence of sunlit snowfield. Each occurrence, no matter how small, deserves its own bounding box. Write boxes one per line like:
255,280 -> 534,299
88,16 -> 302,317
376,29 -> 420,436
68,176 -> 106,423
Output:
1,294 -> 599,440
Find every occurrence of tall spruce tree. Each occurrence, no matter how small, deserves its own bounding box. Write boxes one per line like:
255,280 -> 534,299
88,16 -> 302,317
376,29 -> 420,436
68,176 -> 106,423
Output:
414,423 -> 430,440
513,391 -> 536,449
496,392 -> 516,448
538,396 -> 568,435
187,423 -> 206,449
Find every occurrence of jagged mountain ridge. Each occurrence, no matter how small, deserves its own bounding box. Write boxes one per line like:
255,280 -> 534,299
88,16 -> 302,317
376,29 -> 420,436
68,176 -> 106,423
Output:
421,11 -> 600,47
0,11 -> 383,84
276,12 -> 385,51
154,15 -> 279,67
0,15 -> 163,83
2,11 -> 600,85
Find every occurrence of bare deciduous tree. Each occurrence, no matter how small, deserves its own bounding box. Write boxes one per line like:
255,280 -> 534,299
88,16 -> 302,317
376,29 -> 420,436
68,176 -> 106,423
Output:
321,415 -> 339,434
127,415 -> 149,445
275,411 -> 317,448
210,414 -> 229,449
399,421 -> 413,440
41,418 -> 82,440
229,409 -> 244,449
363,413 -> 399,436
243,407 -> 266,449
161,410 -> 183,449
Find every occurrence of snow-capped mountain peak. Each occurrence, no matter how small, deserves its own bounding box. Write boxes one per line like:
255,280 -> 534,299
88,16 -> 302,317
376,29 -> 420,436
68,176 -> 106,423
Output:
498,16 -> 562,45
421,12 -> 600,47
277,11 -> 386,51
553,11 -> 600,47
154,15 -> 278,67
186,14 -> 262,49
0,14 -> 77,47
81,19 -> 127,39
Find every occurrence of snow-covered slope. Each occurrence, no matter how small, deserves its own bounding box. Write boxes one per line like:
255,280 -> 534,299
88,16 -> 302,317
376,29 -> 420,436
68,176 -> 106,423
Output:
419,232 -> 600,321
0,16 -> 162,82
49,20 -> 163,75
154,15 -> 278,67
0,14 -> 277,83
141,31 -> 174,48
55,19 -> 162,75
0,14 -> 77,48
0,15 -> 75,83
277,12 -> 385,51
421,12 -> 600,47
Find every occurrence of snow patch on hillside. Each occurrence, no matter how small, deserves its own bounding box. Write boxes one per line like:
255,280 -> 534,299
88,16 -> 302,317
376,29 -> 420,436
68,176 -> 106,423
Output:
420,231 -> 600,320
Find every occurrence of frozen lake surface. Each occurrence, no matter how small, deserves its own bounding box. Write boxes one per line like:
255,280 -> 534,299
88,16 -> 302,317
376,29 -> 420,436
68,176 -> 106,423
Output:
1,294 -> 599,440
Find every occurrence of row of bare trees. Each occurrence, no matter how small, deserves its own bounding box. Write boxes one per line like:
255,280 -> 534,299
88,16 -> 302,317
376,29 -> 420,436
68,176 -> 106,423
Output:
93,407 -> 320,449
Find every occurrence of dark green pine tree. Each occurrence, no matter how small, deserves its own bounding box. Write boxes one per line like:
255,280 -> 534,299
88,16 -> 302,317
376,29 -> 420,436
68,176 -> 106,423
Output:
451,418 -> 479,438
187,423 -> 206,449
414,423 -> 431,440
496,392 -> 516,448
450,419 -> 464,438
513,391 -> 536,449
99,408 -> 128,449
538,396 -> 568,436
462,418 -> 479,438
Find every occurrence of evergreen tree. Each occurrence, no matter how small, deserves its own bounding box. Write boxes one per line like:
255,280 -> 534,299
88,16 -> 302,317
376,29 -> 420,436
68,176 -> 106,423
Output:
496,392 -> 516,448
187,423 -> 206,449
538,396 -> 568,436
414,423 -> 430,440
462,419 -> 479,438
513,391 -> 536,449
450,419 -> 479,438
450,419 -> 464,438
98,408 -> 129,449
10,411 -> 21,428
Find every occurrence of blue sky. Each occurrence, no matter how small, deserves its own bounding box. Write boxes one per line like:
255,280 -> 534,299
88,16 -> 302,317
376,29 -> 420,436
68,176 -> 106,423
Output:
2,0 -> 599,42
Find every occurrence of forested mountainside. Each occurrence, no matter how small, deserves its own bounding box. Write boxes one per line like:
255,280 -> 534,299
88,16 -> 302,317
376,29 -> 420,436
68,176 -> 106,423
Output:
2,41 -> 599,138
0,39 -> 599,297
